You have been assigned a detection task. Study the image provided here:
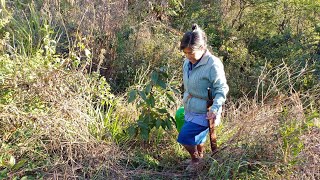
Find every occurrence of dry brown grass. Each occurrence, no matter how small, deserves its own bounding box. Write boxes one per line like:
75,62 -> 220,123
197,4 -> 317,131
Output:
1,65 -> 318,179
292,127 -> 320,180
108,61 -> 320,179
208,63 -> 320,179
0,65 -> 125,178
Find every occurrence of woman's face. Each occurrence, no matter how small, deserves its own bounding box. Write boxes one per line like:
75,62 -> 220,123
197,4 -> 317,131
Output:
183,47 -> 205,63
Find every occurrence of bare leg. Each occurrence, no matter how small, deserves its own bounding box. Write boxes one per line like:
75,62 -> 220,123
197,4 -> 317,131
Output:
183,145 -> 200,163
197,143 -> 205,158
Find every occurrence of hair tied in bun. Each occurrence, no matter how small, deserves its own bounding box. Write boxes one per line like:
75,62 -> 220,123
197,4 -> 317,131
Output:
192,24 -> 199,31
180,23 -> 207,50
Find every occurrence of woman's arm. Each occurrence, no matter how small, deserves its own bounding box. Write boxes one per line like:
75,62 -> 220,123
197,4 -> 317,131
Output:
209,57 -> 229,113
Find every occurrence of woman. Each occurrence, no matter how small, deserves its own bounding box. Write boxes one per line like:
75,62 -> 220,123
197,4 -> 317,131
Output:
177,24 -> 229,171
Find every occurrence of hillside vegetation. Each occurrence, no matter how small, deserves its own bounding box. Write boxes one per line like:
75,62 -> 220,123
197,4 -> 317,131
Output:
0,0 -> 319,179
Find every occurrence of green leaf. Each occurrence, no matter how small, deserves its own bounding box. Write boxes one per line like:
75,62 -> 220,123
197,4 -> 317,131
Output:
138,120 -> 148,129
145,113 -> 152,123
166,93 -> 175,102
145,84 -> 152,94
155,119 -> 161,129
137,102 -> 144,108
128,90 -> 137,103
141,128 -> 149,140
20,176 -> 29,180
127,126 -> 137,137
149,95 -> 155,108
161,120 -> 167,130
166,119 -> 173,130
12,159 -> 27,171
0,168 -> 8,179
157,108 -> 168,114
171,87 -> 181,94
151,71 -> 159,84
157,79 -> 167,89
160,71 -> 169,78
138,90 -> 147,101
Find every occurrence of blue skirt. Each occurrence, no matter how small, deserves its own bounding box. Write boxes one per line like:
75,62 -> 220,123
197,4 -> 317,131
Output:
177,121 -> 209,145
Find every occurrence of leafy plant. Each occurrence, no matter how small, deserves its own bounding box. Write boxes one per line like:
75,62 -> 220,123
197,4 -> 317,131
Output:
127,69 -> 179,140
4,2 -> 58,56
278,111 -> 304,165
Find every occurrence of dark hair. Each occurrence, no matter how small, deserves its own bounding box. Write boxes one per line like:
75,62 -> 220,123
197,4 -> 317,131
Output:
180,24 -> 207,50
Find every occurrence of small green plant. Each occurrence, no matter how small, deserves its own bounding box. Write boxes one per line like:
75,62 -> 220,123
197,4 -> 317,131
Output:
86,74 -> 124,142
0,153 -> 28,178
305,111 -> 320,128
0,128 -> 46,179
278,108 -> 304,166
127,69 -> 179,140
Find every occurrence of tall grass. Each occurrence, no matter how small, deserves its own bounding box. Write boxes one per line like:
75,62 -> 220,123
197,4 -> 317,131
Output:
115,61 -> 319,179
0,0 -> 319,179
0,3 -> 126,178
0,51 -> 128,179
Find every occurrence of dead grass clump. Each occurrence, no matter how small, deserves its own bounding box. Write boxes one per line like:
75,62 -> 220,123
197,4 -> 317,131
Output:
291,127 -> 320,180
0,66 -> 123,178
212,91 -> 317,178
43,142 -> 125,179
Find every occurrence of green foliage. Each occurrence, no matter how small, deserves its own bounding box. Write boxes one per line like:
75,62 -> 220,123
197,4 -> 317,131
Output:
0,49 -> 60,87
127,69 -> 178,140
277,107 -> 312,167
0,0 -> 319,178
128,152 -> 160,170
86,74 -> 128,143
0,127 -> 46,179
111,21 -> 181,93
168,0 -> 320,98
170,1 -> 227,52
4,2 -> 58,56
305,111 -> 320,128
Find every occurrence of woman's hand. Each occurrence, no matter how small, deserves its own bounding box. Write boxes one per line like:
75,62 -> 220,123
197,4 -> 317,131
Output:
206,110 -> 216,121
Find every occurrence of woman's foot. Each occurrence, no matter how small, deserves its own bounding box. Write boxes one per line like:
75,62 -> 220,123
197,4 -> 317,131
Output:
198,152 -> 204,158
182,155 -> 204,165
197,144 -> 205,158
185,159 -> 204,172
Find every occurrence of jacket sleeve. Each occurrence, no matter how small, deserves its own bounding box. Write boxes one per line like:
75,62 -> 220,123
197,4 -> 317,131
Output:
209,57 -> 229,113
182,59 -> 189,92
